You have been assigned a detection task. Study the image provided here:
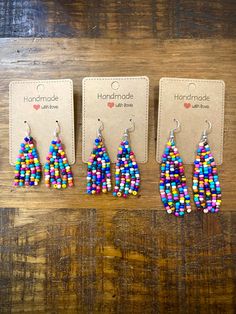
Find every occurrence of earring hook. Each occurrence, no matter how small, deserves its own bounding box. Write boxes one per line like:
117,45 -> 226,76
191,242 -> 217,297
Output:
202,119 -> 212,141
123,119 -> 135,140
54,120 -> 60,138
170,118 -> 180,140
24,121 -> 31,137
97,118 -> 104,138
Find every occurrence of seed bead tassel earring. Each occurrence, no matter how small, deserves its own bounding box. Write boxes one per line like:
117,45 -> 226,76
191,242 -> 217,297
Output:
13,121 -> 41,187
113,119 -> 140,198
86,119 -> 111,194
44,121 -> 73,189
160,119 -> 191,216
192,120 -> 221,213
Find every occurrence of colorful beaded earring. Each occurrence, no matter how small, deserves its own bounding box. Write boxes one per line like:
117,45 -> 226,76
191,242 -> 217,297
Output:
86,119 -> 111,194
192,120 -> 221,213
113,119 -> 140,198
44,121 -> 73,189
160,119 -> 191,216
13,121 -> 42,187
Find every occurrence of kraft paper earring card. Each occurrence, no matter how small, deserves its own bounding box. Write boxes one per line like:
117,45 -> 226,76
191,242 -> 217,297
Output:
157,78 -> 225,165
9,79 -> 75,165
82,76 -> 149,163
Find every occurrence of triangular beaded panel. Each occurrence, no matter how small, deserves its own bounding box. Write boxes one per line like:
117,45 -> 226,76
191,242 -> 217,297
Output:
87,137 -> 111,194
160,140 -> 191,216
113,139 -> 140,198
193,141 -> 221,213
13,136 -> 41,187
44,138 -> 73,189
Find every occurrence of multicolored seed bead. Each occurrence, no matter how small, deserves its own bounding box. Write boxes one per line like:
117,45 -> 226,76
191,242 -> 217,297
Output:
14,136 -> 41,187
193,140 -> 221,213
44,138 -> 73,189
160,140 -> 191,216
87,136 -> 111,194
113,139 -> 140,198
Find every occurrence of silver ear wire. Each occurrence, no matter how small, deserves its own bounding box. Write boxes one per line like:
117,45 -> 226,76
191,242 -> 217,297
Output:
97,118 -> 104,138
123,118 -> 135,140
202,120 -> 212,142
170,118 -> 180,141
54,120 -> 60,138
24,121 -> 31,137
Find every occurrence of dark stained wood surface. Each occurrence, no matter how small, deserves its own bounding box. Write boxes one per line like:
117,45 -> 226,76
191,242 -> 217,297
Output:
0,208 -> 235,313
0,0 -> 235,38
0,1 -> 236,313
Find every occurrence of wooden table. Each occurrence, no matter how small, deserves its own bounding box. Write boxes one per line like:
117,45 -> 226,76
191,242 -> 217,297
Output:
0,1 -> 235,313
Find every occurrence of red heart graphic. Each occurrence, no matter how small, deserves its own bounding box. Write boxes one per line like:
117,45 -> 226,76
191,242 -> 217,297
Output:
184,102 -> 191,109
33,104 -> 40,110
107,102 -> 115,109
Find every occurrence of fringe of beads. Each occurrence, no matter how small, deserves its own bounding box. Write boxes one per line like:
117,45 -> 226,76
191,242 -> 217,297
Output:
193,140 -> 221,213
160,140 -> 191,216
113,140 -> 140,198
14,136 -> 41,187
87,137 -> 111,194
44,139 -> 73,189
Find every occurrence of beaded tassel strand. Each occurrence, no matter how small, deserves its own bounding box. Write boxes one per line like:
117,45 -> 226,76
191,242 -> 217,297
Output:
160,119 -> 191,216
44,121 -> 73,189
192,120 -> 221,213
113,120 -> 140,198
14,122 -> 41,187
86,119 -> 111,194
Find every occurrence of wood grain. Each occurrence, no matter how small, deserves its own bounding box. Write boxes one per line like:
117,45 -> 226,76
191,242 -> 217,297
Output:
0,207 -> 235,313
0,1 -> 236,312
0,0 -> 235,38
0,38 -> 235,210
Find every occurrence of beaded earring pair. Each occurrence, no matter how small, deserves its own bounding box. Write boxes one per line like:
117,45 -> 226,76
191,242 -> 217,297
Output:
160,119 -> 221,216
86,119 -> 140,198
13,121 -> 73,189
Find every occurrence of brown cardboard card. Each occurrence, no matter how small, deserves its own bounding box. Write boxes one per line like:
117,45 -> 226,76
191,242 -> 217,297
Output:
82,76 -> 149,163
157,78 -> 225,165
9,79 -> 75,165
